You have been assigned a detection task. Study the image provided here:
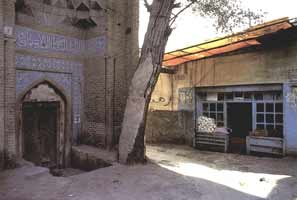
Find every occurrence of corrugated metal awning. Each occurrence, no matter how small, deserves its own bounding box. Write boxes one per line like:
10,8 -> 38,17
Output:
163,18 -> 293,67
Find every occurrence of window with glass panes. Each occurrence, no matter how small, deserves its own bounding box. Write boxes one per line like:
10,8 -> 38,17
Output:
202,103 -> 225,127
255,102 -> 283,135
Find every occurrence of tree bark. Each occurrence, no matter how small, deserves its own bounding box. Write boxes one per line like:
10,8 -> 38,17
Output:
119,0 -> 175,164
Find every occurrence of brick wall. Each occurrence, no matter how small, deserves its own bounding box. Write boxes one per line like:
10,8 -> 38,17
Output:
0,0 -> 139,168
106,0 -> 139,147
14,3 -> 106,149
0,0 -> 4,169
0,0 -> 17,168
83,57 -> 107,146
83,0 -> 139,148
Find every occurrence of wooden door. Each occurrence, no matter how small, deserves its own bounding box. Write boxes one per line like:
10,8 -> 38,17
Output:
23,102 -> 59,167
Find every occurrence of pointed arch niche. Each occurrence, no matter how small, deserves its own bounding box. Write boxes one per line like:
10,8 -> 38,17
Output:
17,79 -> 72,168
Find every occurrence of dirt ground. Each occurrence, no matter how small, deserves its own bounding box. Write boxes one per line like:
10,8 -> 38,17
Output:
0,144 -> 297,200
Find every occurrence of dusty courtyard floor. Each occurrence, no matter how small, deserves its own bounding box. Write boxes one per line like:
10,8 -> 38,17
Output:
0,144 -> 297,200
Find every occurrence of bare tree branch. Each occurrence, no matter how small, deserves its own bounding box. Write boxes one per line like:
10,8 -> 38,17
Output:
169,0 -> 197,27
143,0 -> 152,12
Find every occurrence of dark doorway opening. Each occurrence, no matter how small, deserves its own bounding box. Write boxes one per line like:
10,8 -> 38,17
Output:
23,102 -> 59,168
227,103 -> 253,154
22,101 -> 113,178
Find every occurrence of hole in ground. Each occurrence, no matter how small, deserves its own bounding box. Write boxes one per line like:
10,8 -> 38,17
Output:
50,154 -> 112,177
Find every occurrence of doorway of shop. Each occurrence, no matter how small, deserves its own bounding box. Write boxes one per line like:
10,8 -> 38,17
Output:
227,103 -> 253,154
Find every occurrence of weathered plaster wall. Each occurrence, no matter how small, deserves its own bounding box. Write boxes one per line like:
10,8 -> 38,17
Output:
146,111 -> 185,144
151,42 -> 297,112
145,111 -> 193,145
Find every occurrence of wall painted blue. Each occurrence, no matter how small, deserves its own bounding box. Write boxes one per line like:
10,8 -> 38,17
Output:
283,83 -> 297,155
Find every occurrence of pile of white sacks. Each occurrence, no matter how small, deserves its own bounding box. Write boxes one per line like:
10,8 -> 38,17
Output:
197,116 -> 217,133
197,116 -> 231,134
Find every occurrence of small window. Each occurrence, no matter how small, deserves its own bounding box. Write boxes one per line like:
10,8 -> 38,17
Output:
244,92 -> 252,100
264,93 -> 274,101
274,92 -> 282,101
218,93 -> 225,101
234,92 -> 244,100
266,125 -> 274,130
266,114 -> 274,123
255,102 -> 284,137
276,114 -> 283,123
275,103 -> 283,113
210,103 -> 216,112
266,103 -> 274,113
226,93 -> 233,100
217,113 -> 224,121
257,103 -> 264,112
256,124 -> 265,130
217,103 -> 224,112
255,93 -> 264,101
209,113 -> 216,120
256,114 -> 264,123
201,102 -> 225,127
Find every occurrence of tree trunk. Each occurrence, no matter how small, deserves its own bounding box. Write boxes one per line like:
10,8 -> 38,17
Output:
119,0 -> 175,164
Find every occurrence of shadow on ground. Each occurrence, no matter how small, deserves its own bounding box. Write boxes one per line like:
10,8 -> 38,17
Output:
0,144 -> 296,200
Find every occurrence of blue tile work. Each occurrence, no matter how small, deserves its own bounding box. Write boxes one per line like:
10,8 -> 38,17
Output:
15,26 -> 106,56
16,54 -> 83,143
14,25 -> 108,143
16,70 -> 72,96
15,54 -> 78,74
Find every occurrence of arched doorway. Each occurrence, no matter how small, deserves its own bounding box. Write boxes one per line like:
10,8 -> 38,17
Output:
18,81 -> 69,168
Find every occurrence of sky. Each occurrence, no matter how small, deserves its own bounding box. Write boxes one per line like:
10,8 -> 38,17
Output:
139,0 -> 297,52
